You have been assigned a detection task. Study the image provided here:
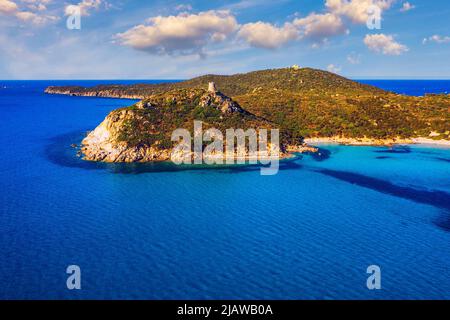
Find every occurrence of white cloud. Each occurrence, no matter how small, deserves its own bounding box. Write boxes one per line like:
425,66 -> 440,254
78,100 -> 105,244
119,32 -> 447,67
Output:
364,33 -> 408,55
115,2 -> 399,55
16,10 -> 57,25
239,12 -> 348,49
293,12 -> 347,39
400,2 -> 415,12
30,3 -> 46,11
175,4 -> 192,12
20,0 -> 51,11
65,0 -> 104,17
327,64 -> 342,73
310,38 -> 330,49
116,10 -> 239,56
326,0 -> 394,24
0,0 -> 57,25
236,0 -> 395,49
423,35 -> 450,44
0,0 -> 18,14
238,22 -> 298,49
347,52 -> 361,64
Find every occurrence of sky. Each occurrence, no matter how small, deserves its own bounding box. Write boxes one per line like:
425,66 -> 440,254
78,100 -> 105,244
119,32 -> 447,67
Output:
0,0 -> 449,79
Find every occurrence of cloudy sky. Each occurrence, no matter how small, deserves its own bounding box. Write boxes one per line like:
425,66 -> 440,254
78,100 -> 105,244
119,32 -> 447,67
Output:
0,0 -> 449,79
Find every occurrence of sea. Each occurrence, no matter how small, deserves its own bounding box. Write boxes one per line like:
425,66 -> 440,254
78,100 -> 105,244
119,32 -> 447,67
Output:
0,80 -> 449,299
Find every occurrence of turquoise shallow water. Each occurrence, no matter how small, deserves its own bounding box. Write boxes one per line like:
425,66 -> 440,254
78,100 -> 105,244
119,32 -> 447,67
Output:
0,81 -> 449,299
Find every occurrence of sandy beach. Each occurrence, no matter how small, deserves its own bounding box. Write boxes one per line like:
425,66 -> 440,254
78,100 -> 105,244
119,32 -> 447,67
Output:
305,136 -> 450,147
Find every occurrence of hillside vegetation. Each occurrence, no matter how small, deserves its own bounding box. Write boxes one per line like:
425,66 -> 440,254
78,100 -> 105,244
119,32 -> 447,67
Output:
114,88 -> 280,148
79,88 -> 315,163
46,67 -> 450,140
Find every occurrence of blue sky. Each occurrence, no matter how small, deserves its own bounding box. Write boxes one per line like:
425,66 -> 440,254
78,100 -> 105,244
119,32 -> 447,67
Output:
0,0 -> 449,79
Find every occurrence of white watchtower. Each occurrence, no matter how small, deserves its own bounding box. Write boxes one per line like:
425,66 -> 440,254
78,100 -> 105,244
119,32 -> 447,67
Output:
208,82 -> 218,93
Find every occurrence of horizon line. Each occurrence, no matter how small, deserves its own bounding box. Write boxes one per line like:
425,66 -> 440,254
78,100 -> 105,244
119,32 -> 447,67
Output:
2,78 -> 450,81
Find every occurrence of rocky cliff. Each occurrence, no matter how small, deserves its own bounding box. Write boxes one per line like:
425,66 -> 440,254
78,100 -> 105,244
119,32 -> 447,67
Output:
45,86 -> 146,100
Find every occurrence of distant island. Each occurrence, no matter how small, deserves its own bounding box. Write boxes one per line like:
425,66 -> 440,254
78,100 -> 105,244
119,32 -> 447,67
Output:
45,67 -> 450,162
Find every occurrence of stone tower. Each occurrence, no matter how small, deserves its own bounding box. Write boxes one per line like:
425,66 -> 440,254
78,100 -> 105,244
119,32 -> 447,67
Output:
208,82 -> 217,93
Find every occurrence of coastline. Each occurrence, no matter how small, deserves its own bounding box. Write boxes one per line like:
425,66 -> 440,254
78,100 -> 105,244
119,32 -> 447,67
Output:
45,87 -> 146,100
304,137 -> 450,147
410,138 -> 450,147
79,141 -> 317,163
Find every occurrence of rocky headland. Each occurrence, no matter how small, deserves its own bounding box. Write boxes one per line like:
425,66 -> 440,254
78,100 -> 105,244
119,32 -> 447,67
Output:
80,84 -> 316,163
46,67 -> 450,162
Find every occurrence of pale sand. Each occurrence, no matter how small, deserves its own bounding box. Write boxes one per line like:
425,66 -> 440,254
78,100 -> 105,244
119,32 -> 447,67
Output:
410,138 -> 450,146
305,137 -> 450,147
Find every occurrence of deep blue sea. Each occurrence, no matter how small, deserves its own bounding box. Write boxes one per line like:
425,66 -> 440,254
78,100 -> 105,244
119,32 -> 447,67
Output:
358,80 -> 450,96
0,80 -> 449,300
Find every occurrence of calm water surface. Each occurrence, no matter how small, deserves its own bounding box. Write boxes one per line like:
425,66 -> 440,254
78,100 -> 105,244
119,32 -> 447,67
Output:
0,80 -> 449,299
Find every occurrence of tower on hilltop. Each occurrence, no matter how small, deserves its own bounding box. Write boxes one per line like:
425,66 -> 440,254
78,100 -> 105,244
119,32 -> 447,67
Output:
208,82 -> 217,93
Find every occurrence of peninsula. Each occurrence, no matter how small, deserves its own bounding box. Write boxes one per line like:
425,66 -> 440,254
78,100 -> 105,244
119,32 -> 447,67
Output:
45,67 -> 450,162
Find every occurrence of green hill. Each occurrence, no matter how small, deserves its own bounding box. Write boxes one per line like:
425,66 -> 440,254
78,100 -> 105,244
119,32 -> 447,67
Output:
46,67 -> 450,140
